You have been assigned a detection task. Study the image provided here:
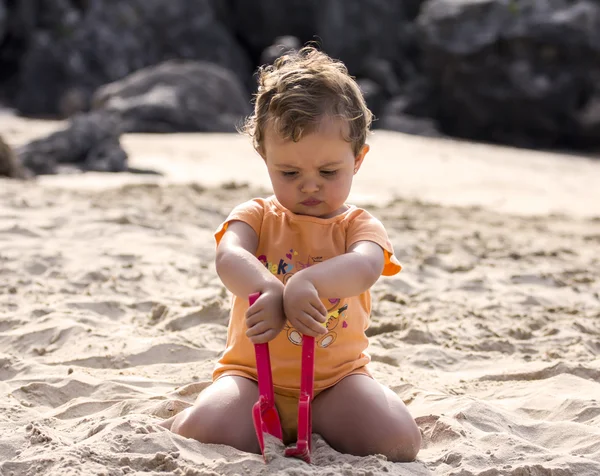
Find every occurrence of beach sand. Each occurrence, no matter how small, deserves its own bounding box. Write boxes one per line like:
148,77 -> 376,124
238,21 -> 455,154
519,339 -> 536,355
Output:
1,116 -> 600,475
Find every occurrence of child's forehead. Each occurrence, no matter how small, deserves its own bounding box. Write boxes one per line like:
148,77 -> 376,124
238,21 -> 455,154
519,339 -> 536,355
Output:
265,131 -> 353,166
264,117 -> 351,149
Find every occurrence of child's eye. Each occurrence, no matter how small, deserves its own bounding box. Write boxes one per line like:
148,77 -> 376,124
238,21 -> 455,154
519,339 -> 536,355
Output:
282,171 -> 298,178
320,170 -> 337,177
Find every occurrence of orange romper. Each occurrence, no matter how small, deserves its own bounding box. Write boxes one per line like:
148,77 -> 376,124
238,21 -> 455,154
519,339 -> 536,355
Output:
213,196 -> 401,443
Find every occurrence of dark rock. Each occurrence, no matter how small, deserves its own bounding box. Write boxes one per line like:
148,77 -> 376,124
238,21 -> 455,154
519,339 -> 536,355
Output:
10,0 -> 251,117
359,58 -> 402,99
218,0 -> 318,64
0,0 -> 35,100
85,138 -> 128,173
0,1 -> 6,43
219,0 -> 425,87
399,79 -> 438,119
380,96 -> 442,137
316,0 -> 417,83
0,134 -> 30,179
0,0 -> 88,108
17,111 -> 127,175
259,36 -> 301,67
3,0 -> 599,152
404,0 -> 427,21
417,0 -> 600,149
381,114 -> 442,138
92,60 -> 251,133
357,79 -> 387,126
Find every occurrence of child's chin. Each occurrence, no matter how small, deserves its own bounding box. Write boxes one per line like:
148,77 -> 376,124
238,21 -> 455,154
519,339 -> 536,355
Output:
289,202 -> 338,218
294,209 -> 321,217
309,208 -> 339,219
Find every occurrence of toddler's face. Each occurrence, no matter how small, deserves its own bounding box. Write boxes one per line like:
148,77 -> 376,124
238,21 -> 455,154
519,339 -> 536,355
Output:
261,119 -> 369,218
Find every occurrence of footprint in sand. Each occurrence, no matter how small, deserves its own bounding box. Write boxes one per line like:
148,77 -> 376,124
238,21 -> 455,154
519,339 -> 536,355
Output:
163,301 -> 229,331
66,301 -> 126,319
24,261 -> 48,276
511,273 -> 565,287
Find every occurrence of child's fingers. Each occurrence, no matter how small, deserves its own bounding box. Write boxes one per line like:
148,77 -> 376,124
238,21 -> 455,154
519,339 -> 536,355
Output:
245,310 -> 264,328
310,302 -> 327,323
318,300 -> 328,316
303,297 -> 326,323
293,312 -> 327,337
289,319 -> 318,338
249,328 -> 279,344
308,297 -> 327,321
245,320 -> 271,337
304,305 -> 328,329
245,296 -> 268,323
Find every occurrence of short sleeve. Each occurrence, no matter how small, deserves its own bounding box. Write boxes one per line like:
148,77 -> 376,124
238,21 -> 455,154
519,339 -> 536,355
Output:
346,210 -> 402,276
214,199 -> 265,247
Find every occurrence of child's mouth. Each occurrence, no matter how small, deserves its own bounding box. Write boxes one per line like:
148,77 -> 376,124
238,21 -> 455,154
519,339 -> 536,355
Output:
301,198 -> 322,206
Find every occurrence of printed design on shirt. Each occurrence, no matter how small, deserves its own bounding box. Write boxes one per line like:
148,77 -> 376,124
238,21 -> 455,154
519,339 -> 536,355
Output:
284,299 -> 349,349
258,248 -> 349,348
257,249 -> 298,276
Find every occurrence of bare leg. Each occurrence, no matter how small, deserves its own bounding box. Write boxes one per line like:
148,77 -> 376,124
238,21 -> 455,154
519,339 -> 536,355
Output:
163,376 -> 260,454
159,415 -> 177,430
312,375 -> 421,462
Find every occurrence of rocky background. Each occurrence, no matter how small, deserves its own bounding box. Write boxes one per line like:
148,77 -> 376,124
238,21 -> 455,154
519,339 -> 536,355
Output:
1,0 -> 600,176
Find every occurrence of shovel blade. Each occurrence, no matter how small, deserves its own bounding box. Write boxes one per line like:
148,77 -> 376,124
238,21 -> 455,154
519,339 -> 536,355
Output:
253,396 -> 283,459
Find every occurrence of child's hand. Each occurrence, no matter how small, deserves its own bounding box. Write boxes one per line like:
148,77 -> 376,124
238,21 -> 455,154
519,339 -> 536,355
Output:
283,275 -> 328,338
245,281 -> 286,344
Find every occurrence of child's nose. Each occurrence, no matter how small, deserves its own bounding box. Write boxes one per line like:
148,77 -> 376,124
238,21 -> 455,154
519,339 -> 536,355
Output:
301,179 -> 319,193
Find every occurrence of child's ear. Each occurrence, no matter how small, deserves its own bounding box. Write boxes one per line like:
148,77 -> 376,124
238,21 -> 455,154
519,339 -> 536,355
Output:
353,144 -> 370,174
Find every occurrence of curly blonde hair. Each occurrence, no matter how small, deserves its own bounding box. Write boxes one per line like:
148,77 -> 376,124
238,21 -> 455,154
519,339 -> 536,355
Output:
242,46 -> 372,157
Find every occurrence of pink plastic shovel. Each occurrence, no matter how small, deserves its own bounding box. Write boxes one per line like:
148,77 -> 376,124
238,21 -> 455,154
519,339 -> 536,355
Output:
284,334 -> 315,463
249,292 -> 316,464
249,292 -> 283,459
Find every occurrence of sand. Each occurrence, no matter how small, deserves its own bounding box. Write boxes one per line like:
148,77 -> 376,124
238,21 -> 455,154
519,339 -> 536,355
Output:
1,116 -> 600,475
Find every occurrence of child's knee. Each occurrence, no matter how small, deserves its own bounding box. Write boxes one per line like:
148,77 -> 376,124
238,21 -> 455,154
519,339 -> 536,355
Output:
384,422 -> 422,462
172,405 -> 221,440
170,403 -> 259,454
170,407 -> 205,440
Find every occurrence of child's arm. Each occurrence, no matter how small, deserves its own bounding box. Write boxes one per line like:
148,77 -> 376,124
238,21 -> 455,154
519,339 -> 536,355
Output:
216,221 -> 277,296
216,221 -> 286,343
283,241 -> 384,337
295,241 -> 385,297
